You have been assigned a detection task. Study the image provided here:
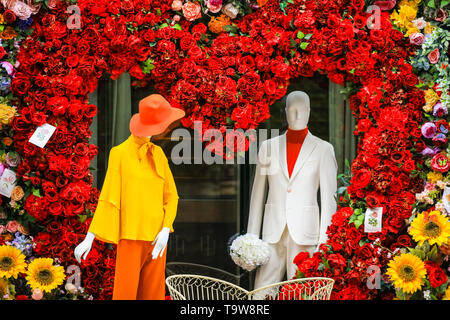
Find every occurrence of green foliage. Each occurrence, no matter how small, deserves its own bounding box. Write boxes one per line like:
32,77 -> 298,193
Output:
140,58 -> 155,74
280,0 -> 294,15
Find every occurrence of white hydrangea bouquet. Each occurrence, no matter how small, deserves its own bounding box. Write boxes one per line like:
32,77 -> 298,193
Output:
229,233 -> 270,272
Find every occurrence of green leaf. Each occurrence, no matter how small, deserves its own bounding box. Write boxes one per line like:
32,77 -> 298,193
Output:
349,68 -> 355,74
441,0 -> 450,6
427,0 -> 436,8
288,0 -> 294,3
290,38 -> 297,48
426,245 -> 438,261
297,31 -> 305,39
304,33 -> 313,40
156,8 -> 162,16
78,214 -> 87,223
32,188 -> 41,197
159,22 -> 169,29
223,24 -> 238,34
140,58 -> 155,74
300,42 -> 309,50
172,23 -> 182,31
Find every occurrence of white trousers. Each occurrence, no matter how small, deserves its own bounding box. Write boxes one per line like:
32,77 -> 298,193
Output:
254,226 -> 316,289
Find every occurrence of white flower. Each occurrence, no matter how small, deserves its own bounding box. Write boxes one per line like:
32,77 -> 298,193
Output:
423,290 -> 431,300
229,234 -> 270,271
412,17 -> 427,30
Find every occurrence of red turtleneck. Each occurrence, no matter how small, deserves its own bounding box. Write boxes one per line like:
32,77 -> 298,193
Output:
286,127 -> 308,178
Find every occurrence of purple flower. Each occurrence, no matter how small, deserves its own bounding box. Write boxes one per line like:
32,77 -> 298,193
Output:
421,146 -> 440,157
421,122 -> 437,138
0,163 -> 4,177
433,102 -> 448,117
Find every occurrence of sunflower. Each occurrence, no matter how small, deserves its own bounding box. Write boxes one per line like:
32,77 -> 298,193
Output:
0,245 -> 27,279
386,253 -> 427,294
26,258 -> 65,293
409,210 -> 450,246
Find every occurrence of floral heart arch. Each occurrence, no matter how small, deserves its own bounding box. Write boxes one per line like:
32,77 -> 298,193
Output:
9,0 -> 425,299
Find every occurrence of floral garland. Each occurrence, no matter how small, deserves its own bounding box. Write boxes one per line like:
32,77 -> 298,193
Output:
0,0 -> 447,300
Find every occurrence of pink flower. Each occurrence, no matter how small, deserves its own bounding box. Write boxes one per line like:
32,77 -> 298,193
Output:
373,0 -> 397,11
0,225 -> 5,234
409,33 -> 425,46
171,0 -> 183,11
6,220 -> 19,233
206,0 -> 222,13
32,289 -> 43,300
435,8 -> 448,22
182,2 -> 202,21
10,1 -> 33,20
431,153 -> 450,173
428,48 -> 440,64
421,122 -> 437,138
222,3 -> 238,19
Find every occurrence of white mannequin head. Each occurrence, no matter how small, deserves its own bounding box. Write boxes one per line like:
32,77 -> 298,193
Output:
285,91 -> 310,130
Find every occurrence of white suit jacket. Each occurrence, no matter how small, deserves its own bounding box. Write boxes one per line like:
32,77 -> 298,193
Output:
247,132 -> 337,246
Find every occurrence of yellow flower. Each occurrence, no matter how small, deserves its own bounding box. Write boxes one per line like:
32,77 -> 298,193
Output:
424,22 -> 435,35
443,286 -> 450,300
424,89 -> 439,107
410,210 -> 450,246
26,258 -> 65,293
0,104 -> 16,126
386,253 -> 427,294
398,5 -> 417,22
0,245 -> 27,279
427,172 -> 443,184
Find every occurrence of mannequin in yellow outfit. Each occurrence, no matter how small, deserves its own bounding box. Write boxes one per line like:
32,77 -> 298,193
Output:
74,94 -> 185,300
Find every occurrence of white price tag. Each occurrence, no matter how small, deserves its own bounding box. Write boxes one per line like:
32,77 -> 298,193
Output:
364,207 -> 383,233
29,123 -> 56,148
0,168 -> 17,198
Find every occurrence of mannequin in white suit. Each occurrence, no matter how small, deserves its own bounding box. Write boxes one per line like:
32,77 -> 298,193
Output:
247,91 -> 337,289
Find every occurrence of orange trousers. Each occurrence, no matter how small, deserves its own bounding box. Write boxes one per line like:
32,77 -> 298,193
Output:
112,239 -> 166,300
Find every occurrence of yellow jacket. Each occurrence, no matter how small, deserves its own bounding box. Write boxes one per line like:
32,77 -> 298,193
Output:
88,134 -> 179,244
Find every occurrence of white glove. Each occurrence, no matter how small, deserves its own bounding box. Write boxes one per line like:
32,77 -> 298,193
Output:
152,227 -> 170,260
74,232 -> 95,263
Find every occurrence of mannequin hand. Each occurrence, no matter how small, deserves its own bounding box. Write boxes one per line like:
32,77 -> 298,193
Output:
74,232 -> 95,263
152,227 -> 170,260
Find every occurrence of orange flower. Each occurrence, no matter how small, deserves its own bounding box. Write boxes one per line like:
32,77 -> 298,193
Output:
2,137 -> 12,146
257,0 -> 269,6
208,14 -> 232,34
0,26 -> 17,40
11,186 -> 24,201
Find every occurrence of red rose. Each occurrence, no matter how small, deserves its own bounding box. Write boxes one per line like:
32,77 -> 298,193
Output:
180,35 -> 196,51
263,79 -> 277,96
402,159 -> 415,172
10,75 -> 31,96
3,10 -> 16,23
331,207 -> 354,226
66,54 -> 79,67
357,243 -> 373,260
396,235 -> 411,247
424,261 -> 447,288
293,252 -> 310,266
357,118 -> 372,132
351,168 -> 372,189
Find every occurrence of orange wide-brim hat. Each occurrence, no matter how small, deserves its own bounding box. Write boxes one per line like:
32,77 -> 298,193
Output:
129,94 -> 185,137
